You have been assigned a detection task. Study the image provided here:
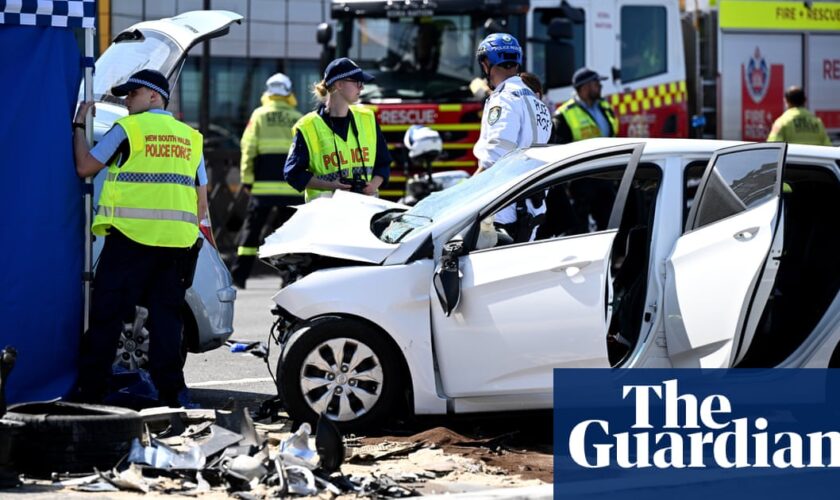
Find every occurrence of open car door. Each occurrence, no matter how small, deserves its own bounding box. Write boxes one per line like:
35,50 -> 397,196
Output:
664,143 -> 787,367
430,144 -> 645,401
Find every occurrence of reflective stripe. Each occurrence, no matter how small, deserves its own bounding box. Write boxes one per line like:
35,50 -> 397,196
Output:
107,171 -> 195,187
237,246 -> 258,256
609,81 -> 686,116
251,181 -> 299,196
524,101 -> 538,145
99,206 -> 198,225
314,166 -> 373,183
487,138 -> 517,152
380,123 -> 481,132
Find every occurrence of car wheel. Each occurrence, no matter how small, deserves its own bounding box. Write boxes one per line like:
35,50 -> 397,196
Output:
279,319 -> 402,432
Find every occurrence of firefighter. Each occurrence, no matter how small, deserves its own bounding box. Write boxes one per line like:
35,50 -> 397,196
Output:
552,67 -> 618,144
473,33 -> 553,243
72,69 -> 205,408
767,86 -> 832,146
284,57 -> 391,202
230,73 -> 303,289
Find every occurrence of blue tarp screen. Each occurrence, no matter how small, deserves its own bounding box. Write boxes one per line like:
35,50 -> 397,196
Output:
0,24 -> 84,403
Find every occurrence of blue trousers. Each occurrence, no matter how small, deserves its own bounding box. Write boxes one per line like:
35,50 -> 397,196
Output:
77,230 -> 189,402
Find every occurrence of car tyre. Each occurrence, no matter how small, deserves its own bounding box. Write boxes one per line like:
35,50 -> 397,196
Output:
3,401 -> 143,476
279,319 -> 402,432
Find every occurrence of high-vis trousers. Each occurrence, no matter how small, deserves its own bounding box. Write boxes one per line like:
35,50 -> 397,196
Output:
230,194 -> 301,286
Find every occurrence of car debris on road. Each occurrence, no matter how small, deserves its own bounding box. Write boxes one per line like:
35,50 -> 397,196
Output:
3,400 -> 549,498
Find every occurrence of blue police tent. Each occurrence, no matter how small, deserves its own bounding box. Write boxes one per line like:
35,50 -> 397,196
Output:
0,1 -> 95,403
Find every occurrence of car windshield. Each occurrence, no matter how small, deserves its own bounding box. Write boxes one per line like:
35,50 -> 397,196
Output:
81,30 -> 182,106
380,151 -> 546,243
337,16 -> 480,101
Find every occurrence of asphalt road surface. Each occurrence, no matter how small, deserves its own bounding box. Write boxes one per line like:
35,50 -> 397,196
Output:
184,275 -> 283,411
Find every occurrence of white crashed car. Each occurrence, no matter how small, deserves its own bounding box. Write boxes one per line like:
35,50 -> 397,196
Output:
85,11 -> 242,365
261,138 -> 840,430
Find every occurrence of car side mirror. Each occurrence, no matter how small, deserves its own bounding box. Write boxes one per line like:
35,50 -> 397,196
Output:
548,18 -> 573,40
316,23 -> 332,45
433,240 -> 464,317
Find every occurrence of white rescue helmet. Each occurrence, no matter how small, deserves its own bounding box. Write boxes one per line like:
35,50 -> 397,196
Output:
403,125 -> 443,159
266,72 -> 292,96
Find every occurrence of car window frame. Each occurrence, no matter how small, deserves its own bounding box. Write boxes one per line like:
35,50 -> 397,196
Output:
684,143 -> 787,234
682,159 -> 709,233
460,144 -> 646,254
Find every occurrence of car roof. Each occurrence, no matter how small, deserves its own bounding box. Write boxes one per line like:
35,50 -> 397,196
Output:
524,138 -> 840,164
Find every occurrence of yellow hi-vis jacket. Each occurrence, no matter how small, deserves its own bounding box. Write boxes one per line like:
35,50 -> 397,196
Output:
92,112 -> 203,248
291,105 -> 377,202
557,98 -> 619,141
240,94 -> 303,196
767,107 -> 832,146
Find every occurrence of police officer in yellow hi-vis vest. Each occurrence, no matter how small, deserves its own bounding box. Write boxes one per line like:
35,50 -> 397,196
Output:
230,73 -> 303,288
72,69 -> 205,408
552,67 -> 618,144
284,57 -> 391,202
767,86 -> 832,146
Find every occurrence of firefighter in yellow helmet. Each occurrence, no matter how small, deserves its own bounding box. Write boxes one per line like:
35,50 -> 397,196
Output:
767,86 -> 832,146
230,73 -> 303,288
72,69 -> 205,408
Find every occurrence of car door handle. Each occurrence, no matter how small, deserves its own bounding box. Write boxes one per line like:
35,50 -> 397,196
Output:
733,227 -> 759,242
551,260 -> 591,274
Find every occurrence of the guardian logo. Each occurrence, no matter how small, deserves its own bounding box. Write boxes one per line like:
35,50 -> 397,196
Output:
568,379 -> 840,469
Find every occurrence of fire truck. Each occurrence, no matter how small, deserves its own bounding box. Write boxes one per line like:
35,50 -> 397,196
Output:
320,0 -> 840,198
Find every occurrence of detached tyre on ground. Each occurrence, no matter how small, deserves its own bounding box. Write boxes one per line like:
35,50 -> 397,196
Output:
278,319 -> 404,432
4,401 -> 143,476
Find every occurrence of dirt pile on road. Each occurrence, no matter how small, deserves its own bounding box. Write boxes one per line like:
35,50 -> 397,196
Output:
358,425 -> 553,482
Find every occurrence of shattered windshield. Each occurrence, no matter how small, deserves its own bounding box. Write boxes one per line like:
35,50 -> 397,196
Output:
380,151 -> 546,243
338,16 -> 479,101
83,30 -> 182,105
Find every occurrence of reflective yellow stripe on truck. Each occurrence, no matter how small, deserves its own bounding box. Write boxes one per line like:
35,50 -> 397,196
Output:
609,81 -> 687,115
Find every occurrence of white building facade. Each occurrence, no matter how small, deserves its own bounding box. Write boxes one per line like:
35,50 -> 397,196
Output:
106,0 -> 333,141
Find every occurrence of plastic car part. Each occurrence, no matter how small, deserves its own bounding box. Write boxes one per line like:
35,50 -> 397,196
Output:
114,306 -> 150,370
127,437 -> 207,469
4,401 -> 143,476
279,422 -> 317,465
315,413 -> 345,473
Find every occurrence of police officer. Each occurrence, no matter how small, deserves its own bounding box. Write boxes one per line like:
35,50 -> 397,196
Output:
768,86 -> 832,146
284,58 -> 391,201
72,69 -> 205,408
541,68 -> 619,239
230,73 -> 303,289
473,33 -> 553,242
552,67 -> 618,144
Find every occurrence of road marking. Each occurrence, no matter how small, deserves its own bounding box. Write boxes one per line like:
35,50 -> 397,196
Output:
190,377 -> 274,388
